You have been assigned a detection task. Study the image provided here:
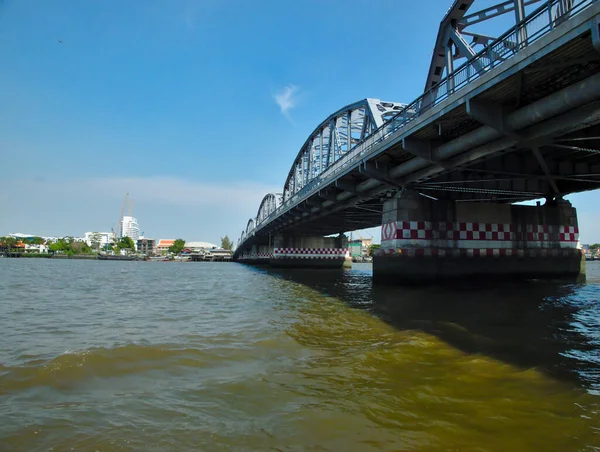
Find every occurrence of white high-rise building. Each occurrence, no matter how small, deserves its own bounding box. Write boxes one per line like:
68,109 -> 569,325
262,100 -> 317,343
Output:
121,216 -> 140,247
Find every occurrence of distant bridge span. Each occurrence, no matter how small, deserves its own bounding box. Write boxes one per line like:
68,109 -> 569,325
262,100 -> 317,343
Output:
235,0 -> 600,283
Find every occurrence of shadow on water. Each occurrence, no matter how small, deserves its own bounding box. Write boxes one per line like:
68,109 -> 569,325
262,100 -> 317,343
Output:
260,264 -> 600,391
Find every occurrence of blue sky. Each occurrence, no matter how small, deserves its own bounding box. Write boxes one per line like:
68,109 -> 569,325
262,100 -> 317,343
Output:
1,0 -> 599,244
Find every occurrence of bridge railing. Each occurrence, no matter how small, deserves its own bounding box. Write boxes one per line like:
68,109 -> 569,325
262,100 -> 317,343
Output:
438,0 -> 593,101
240,0 -> 594,247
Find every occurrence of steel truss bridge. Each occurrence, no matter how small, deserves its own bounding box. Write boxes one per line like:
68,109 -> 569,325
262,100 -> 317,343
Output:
236,0 -> 600,254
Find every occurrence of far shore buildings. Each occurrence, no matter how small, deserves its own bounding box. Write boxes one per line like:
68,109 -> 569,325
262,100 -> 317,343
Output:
3,231 -> 232,258
156,240 -> 220,256
3,233 -> 80,253
8,233 -> 38,239
83,215 -> 141,251
349,237 -> 373,258
5,233 -> 48,253
121,216 -> 140,245
156,239 -> 175,255
137,238 -> 155,255
582,244 -> 600,259
207,248 -> 233,261
9,233 -> 86,243
184,241 -> 218,252
84,232 -> 113,250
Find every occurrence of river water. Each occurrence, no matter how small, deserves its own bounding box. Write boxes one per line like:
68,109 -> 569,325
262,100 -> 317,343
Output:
0,259 -> 599,451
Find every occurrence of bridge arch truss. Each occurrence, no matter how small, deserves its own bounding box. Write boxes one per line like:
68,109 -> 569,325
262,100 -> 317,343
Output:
282,99 -> 406,203
256,193 -> 281,225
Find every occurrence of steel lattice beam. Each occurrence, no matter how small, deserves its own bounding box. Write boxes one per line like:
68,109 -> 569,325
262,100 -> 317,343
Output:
282,98 -> 405,203
423,0 -> 546,99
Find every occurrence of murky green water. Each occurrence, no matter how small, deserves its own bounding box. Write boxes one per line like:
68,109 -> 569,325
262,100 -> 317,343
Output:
1,259 -> 599,451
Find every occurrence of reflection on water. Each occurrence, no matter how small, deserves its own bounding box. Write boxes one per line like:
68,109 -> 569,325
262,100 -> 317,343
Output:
0,259 -> 599,451
268,264 -> 600,392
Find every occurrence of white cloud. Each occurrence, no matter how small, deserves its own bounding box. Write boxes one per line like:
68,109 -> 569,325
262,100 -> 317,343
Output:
274,85 -> 300,117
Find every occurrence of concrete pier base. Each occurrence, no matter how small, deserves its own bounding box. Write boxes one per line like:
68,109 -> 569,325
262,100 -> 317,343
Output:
374,251 -> 583,284
374,190 -> 584,285
270,234 -> 348,269
237,244 -> 272,265
270,257 -> 346,269
236,234 -> 350,269
238,256 -> 271,266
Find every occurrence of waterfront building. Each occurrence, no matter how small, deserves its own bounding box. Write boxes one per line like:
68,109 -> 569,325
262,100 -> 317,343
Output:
8,233 -> 37,240
207,248 -> 233,261
84,232 -> 114,250
25,243 -> 48,253
3,234 -> 47,253
348,240 -> 362,258
185,241 -> 218,252
348,237 -> 373,257
8,233 -> 86,245
137,238 -> 155,255
156,239 -> 175,255
121,216 -> 140,247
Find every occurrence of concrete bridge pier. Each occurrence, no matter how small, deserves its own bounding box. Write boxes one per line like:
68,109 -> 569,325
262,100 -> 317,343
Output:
374,190 -> 584,284
238,243 -> 272,265
271,233 -> 349,268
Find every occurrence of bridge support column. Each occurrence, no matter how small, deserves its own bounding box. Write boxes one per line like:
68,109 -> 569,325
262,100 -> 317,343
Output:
374,190 -> 584,284
255,244 -> 273,265
238,243 -> 272,265
271,233 -> 348,268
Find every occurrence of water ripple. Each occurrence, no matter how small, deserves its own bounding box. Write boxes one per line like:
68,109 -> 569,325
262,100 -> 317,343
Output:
0,259 -> 599,451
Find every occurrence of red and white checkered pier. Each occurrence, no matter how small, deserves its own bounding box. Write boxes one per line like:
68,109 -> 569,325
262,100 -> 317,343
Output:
375,191 -> 584,284
236,234 -> 351,268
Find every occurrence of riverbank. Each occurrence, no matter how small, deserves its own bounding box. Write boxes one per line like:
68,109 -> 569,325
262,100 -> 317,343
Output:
2,253 -> 98,260
1,253 -> 233,261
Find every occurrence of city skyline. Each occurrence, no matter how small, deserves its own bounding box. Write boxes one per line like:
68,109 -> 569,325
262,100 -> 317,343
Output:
3,230 -> 226,245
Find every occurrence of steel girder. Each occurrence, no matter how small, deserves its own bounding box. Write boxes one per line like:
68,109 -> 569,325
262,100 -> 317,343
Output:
245,219 -> 255,238
281,99 -> 405,204
256,193 -> 281,225
421,0 -> 581,107
238,194 -> 282,247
